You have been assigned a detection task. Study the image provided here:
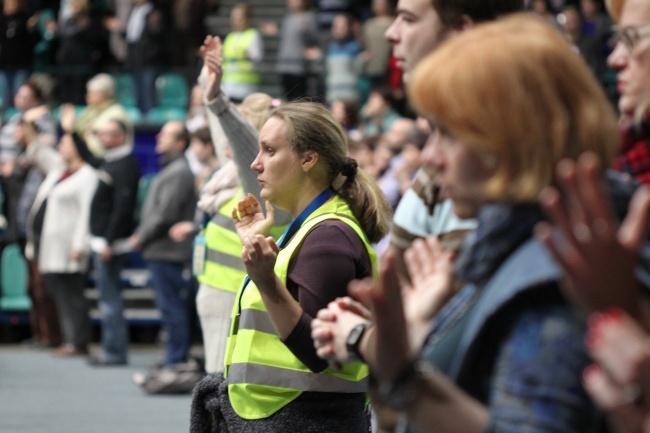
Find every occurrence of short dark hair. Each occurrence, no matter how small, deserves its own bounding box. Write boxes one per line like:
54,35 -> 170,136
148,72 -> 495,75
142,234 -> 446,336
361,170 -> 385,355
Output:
433,0 -> 524,28
191,127 -> 212,145
21,79 -> 45,102
177,124 -> 191,151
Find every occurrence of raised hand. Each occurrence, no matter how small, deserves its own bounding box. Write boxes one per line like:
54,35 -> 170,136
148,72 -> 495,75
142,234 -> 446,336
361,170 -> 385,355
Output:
349,253 -> 410,382
199,35 -> 223,100
534,152 -> 650,326
403,236 -> 456,347
232,193 -> 275,242
59,103 -> 76,133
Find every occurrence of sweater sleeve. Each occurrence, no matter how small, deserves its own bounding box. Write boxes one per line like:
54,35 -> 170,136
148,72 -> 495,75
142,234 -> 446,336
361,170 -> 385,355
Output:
205,93 -> 261,200
283,220 -> 372,372
205,93 -> 290,226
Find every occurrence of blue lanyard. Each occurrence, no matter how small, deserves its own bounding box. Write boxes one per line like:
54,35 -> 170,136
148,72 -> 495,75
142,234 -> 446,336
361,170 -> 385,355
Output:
234,188 -> 335,330
276,188 -> 335,249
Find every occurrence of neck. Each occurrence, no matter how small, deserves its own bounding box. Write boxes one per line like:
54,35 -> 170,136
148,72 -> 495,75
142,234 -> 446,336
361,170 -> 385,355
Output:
289,185 -> 331,219
66,158 -> 85,172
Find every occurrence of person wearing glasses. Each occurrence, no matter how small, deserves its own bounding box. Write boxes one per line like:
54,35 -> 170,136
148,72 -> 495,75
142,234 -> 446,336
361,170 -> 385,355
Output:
607,0 -> 650,184
318,14 -> 628,433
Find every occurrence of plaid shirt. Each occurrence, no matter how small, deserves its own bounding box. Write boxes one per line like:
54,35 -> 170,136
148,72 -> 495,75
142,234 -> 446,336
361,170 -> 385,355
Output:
614,118 -> 650,184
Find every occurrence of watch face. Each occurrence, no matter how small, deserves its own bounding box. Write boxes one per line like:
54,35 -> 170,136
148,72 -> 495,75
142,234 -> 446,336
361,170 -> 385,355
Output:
346,323 -> 368,360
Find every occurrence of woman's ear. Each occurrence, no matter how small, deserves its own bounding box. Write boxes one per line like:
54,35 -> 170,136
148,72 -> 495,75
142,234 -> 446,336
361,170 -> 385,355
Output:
301,151 -> 319,172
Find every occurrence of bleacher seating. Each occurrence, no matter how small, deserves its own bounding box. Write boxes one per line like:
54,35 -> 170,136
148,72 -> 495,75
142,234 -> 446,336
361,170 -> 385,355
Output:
0,243 -> 31,312
155,73 -> 189,109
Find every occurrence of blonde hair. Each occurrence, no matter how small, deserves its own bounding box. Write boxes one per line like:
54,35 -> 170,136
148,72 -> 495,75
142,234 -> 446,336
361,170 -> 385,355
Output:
238,93 -> 273,132
409,14 -> 618,202
271,102 -> 392,243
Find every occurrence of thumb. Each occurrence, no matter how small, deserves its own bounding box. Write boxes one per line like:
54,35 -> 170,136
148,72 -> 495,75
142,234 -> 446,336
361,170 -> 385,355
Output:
619,185 -> 650,251
265,200 -> 275,222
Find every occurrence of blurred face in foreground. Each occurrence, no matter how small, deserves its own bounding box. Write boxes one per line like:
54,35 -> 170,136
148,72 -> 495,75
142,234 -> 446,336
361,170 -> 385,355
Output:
421,128 -> 493,218
607,0 -> 650,120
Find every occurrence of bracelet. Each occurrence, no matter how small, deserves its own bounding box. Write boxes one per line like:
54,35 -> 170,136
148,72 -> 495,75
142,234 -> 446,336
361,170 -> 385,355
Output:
378,359 -> 438,410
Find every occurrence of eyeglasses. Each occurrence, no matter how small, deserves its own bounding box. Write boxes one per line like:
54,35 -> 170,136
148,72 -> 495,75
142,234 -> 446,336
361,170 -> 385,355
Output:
610,24 -> 650,52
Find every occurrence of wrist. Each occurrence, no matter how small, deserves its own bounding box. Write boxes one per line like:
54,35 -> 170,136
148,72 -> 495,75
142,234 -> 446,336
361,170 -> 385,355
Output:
346,321 -> 371,362
378,358 -> 439,410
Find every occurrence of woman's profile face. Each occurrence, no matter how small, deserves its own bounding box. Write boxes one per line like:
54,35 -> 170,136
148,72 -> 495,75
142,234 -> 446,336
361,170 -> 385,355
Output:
58,134 -> 79,163
422,127 -> 494,219
251,117 -> 306,211
608,0 -> 650,119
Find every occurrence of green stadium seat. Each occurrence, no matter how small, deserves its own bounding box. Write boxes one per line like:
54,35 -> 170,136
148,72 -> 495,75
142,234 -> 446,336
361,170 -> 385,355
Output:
144,106 -> 186,126
155,73 -> 189,109
112,73 -> 138,108
0,243 -> 31,311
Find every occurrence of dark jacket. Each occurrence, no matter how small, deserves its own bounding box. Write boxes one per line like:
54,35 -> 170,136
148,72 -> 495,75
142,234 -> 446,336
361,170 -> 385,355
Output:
125,4 -> 167,68
89,149 -> 141,243
135,154 -> 195,262
0,10 -> 36,68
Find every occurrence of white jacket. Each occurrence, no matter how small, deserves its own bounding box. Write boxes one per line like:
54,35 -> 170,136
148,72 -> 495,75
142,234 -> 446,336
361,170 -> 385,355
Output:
26,142 -> 98,273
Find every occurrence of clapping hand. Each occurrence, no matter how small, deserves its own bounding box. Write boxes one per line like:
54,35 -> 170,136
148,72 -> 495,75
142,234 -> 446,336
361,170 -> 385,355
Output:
534,152 -> 650,326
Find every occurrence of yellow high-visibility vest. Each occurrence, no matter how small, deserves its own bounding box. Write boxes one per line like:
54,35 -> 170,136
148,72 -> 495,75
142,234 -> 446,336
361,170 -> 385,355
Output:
222,28 -> 260,85
224,195 -> 377,419
198,189 -> 285,293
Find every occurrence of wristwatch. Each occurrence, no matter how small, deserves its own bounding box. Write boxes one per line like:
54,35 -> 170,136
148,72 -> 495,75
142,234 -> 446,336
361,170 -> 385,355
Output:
378,359 -> 438,410
346,322 -> 371,362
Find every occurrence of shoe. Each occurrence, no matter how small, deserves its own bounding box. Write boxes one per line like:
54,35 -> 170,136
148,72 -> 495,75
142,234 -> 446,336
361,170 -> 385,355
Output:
87,355 -> 127,367
21,339 -> 47,350
52,344 -> 89,357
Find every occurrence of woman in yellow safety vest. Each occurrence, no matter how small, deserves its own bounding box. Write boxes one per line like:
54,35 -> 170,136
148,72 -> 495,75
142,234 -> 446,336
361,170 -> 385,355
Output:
211,101 -> 392,432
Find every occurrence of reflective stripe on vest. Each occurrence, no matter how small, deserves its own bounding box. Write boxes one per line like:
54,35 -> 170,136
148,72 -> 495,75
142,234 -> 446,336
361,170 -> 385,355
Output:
224,195 -> 376,419
228,363 -> 368,393
197,190 -> 246,293
222,28 -> 260,85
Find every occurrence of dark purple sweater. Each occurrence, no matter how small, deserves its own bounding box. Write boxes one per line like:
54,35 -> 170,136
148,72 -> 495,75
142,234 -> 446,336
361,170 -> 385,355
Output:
282,220 -> 372,372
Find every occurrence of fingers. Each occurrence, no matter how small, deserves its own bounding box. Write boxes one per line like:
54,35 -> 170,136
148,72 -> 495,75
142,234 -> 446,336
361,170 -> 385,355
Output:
242,234 -> 277,263
238,194 -> 261,217
587,309 -> 650,386
316,307 -> 337,322
619,185 -> 650,251
231,207 -> 240,224
583,364 -> 631,410
348,277 -> 375,311
335,296 -> 371,319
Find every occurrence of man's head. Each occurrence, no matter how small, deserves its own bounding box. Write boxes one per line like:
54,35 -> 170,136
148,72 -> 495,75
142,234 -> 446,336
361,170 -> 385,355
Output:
97,119 -> 129,150
156,121 -> 189,156
384,117 -> 416,150
189,127 -> 215,164
86,74 -> 115,107
385,0 -> 523,81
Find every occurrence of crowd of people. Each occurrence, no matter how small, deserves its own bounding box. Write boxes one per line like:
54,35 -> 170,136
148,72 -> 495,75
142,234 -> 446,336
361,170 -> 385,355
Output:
4,0 -> 650,432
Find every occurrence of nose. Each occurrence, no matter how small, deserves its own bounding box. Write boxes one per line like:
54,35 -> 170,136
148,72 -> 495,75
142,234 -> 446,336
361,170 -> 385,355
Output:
421,131 -> 444,169
607,42 -> 628,71
384,17 -> 399,44
251,153 -> 263,172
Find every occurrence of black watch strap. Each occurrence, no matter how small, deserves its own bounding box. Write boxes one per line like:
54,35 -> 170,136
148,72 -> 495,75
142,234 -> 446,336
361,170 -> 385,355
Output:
346,322 -> 370,362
